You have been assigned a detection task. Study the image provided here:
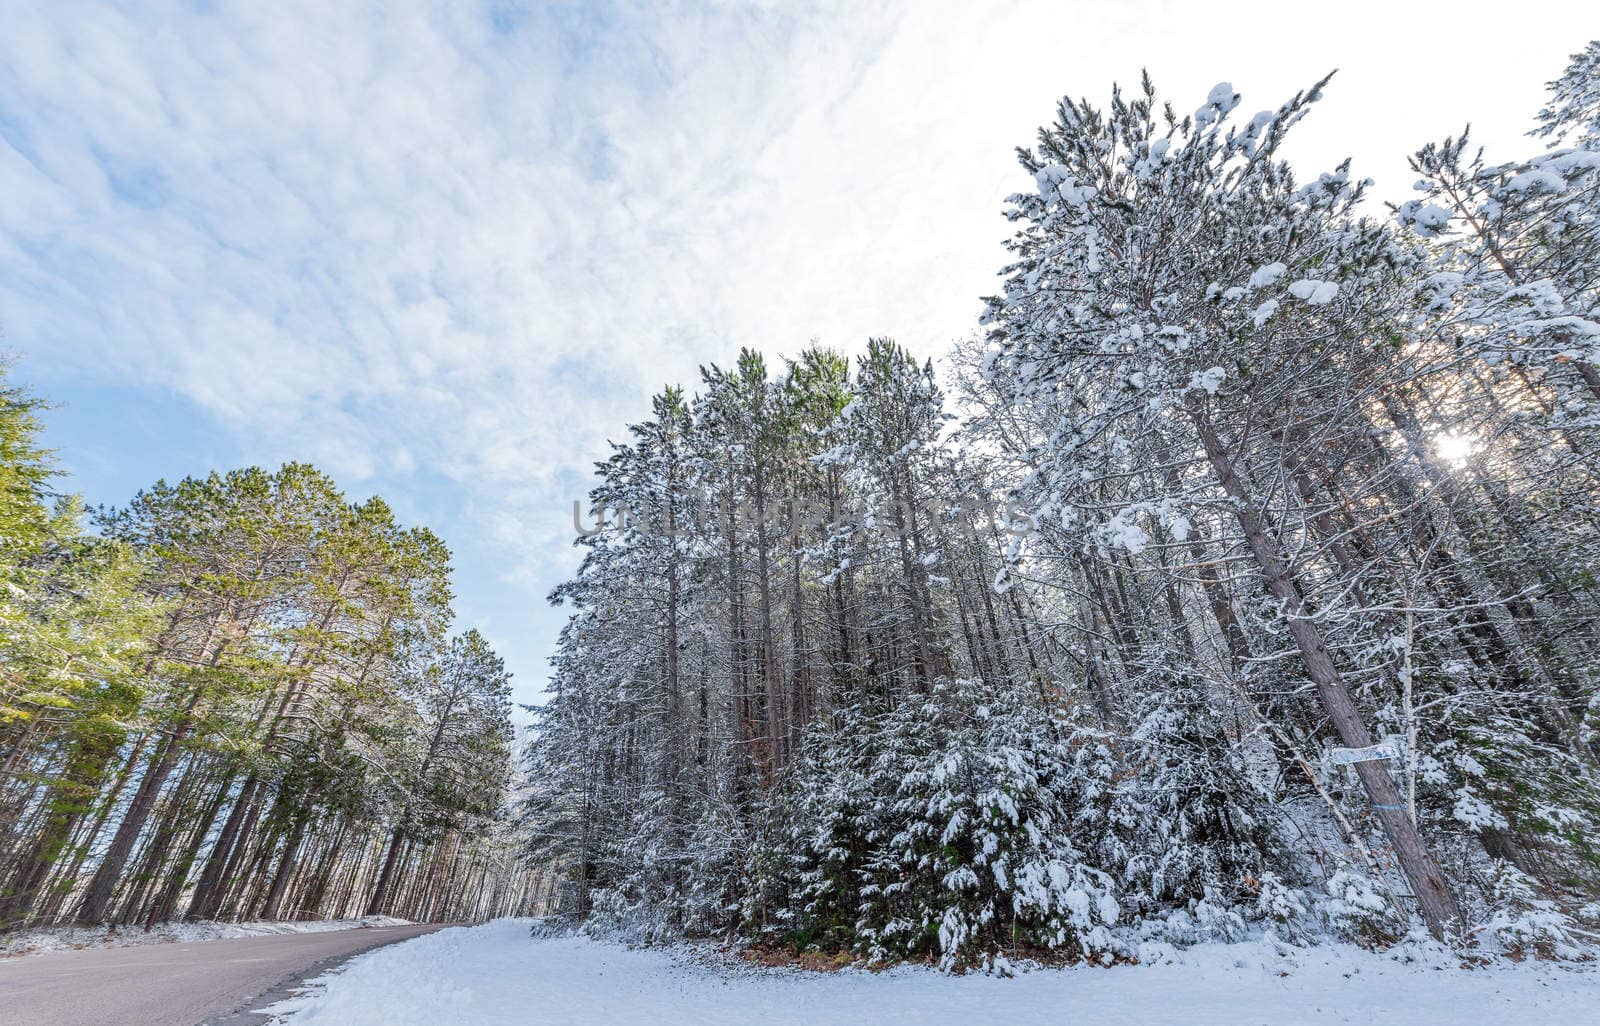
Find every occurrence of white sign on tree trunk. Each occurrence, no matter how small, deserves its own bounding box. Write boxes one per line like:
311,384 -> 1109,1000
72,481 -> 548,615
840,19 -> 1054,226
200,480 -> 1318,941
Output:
1327,742 -> 1400,766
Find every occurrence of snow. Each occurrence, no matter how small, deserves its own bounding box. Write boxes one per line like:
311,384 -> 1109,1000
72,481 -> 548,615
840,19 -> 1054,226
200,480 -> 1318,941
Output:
1101,508 -> 1150,554
0,915 -> 412,959
263,918 -> 1600,1026
1454,791 -> 1510,830
1288,279 -> 1340,304
1397,201 -> 1452,237
1506,169 -> 1566,193
1193,82 -> 1239,130
1186,366 -> 1226,394
1248,262 -> 1287,289
1242,110 -> 1275,150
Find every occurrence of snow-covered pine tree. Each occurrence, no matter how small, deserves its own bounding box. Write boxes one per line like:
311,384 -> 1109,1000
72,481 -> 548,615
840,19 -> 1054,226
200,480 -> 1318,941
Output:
974,72 -> 1469,938
761,678 -> 1118,971
522,46 -> 1600,961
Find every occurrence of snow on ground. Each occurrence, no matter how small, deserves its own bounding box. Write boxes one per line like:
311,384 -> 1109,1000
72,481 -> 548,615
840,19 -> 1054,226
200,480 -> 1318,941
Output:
264,918 -> 1600,1026
0,915 -> 412,958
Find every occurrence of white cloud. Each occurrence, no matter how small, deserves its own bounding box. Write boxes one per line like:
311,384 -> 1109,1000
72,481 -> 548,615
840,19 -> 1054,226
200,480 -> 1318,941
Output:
0,0 -> 1586,696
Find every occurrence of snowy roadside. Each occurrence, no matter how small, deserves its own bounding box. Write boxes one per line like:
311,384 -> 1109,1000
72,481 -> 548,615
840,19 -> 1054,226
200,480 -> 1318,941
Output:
261,918 -> 1600,1026
0,914 -> 414,959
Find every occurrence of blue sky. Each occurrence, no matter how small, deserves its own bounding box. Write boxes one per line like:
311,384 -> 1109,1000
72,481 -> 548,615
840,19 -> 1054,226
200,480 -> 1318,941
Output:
1,0 -> 1589,708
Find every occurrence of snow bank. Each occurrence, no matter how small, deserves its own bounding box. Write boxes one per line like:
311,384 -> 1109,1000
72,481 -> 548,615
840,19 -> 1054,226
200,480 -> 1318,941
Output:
0,915 -> 412,959
264,918 -> 1600,1026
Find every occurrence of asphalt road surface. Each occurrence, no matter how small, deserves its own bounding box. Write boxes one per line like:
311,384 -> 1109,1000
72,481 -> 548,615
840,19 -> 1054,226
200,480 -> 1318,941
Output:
0,923 -> 447,1026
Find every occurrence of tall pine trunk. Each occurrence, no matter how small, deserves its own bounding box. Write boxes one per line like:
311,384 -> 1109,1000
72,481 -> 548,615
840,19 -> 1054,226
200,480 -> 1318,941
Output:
1191,403 -> 1462,940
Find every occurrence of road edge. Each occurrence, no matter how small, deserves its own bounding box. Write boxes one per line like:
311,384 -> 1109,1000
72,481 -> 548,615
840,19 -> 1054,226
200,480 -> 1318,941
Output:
197,924 -> 449,1026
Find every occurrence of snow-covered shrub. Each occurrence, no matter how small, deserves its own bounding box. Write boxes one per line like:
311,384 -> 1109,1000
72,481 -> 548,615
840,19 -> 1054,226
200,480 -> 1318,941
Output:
762,679 -> 1119,971
576,791 -> 688,944
679,803 -> 751,934
582,885 -> 671,944
1143,889 -> 1250,947
1252,871 -> 1316,944
743,720 -> 873,950
1401,705 -> 1600,869
574,778 -> 755,944
1105,681 -> 1284,913
1319,867 -> 1407,945
1476,863 -> 1586,959
1382,703 -> 1600,930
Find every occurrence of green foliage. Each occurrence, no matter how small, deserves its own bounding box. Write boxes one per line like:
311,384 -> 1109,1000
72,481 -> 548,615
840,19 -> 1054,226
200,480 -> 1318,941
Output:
758,680 -> 1120,971
1,357 -> 520,930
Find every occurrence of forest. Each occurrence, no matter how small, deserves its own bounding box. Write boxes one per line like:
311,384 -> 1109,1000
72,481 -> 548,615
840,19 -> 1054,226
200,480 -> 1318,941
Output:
521,44 -> 1600,968
0,377 -> 543,932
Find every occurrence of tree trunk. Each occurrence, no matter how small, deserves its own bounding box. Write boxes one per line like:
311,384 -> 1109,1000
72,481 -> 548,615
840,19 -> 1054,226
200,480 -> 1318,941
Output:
187,775 -> 259,921
258,814 -> 310,921
1190,403 -> 1463,941
75,692 -> 202,924
752,464 -> 783,769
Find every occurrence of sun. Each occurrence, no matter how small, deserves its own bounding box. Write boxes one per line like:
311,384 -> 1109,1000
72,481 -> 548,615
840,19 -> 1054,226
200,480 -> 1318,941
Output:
1433,431 -> 1477,466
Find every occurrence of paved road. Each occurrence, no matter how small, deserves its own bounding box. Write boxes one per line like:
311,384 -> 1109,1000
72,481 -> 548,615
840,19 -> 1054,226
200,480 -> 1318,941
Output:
0,923 -> 447,1026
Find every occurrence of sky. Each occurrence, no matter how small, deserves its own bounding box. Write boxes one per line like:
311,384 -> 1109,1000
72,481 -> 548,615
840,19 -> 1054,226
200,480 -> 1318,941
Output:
2,0 -> 1594,710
